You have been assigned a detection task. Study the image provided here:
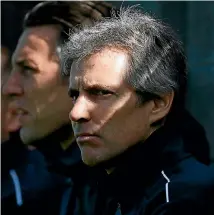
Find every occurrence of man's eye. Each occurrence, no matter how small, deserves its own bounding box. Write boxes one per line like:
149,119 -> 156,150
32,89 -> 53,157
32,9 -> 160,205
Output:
89,89 -> 112,96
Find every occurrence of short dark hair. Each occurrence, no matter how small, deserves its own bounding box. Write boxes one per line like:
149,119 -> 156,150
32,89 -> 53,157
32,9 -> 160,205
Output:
23,1 -> 115,42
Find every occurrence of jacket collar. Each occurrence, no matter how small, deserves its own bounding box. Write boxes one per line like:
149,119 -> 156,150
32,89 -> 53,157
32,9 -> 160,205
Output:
28,124 -> 83,175
6,125 -> 82,176
96,125 -> 191,200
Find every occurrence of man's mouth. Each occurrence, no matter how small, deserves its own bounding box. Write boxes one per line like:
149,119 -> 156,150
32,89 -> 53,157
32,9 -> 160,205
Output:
76,133 -> 100,144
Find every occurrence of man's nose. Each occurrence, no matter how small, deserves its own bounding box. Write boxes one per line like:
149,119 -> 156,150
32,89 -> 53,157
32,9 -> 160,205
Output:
69,96 -> 90,123
2,71 -> 24,97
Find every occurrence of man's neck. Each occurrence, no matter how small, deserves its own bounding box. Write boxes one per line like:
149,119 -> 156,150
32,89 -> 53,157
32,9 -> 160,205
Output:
103,126 -> 159,175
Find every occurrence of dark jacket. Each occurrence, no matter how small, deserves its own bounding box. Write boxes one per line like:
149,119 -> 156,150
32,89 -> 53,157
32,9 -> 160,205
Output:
28,124 -> 90,215
32,125 -> 92,215
67,113 -> 214,215
1,129 -> 72,215
31,125 -> 83,178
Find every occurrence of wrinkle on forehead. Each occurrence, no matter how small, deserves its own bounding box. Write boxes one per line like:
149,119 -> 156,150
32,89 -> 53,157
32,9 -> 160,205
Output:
69,61 -> 96,90
69,75 -> 95,91
69,60 -> 81,89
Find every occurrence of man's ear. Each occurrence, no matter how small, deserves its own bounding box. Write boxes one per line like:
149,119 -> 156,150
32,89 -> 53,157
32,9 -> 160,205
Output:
149,91 -> 174,125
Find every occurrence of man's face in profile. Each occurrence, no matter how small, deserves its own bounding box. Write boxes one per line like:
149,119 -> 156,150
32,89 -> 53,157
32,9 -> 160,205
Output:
1,47 -> 21,141
69,48 -> 155,166
2,25 -> 73,141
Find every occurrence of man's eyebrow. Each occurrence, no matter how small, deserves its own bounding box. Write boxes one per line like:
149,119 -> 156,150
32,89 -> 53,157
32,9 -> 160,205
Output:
83,82 -> 116,91
68,83 -> 115,94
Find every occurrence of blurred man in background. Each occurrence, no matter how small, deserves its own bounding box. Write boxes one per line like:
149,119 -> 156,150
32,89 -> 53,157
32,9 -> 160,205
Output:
3,0 -> 115,169
1,45 -> 69,215
2,1 -> 116,214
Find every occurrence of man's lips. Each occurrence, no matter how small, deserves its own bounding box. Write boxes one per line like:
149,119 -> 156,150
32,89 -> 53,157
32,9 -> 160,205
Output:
75,133 -> 100,143
76,133 -> 96,138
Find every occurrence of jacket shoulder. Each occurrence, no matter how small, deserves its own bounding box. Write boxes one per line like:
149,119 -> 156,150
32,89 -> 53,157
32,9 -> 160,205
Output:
153,158 -> 214,215
144,158 -> 214,215
169,157 -> 214,192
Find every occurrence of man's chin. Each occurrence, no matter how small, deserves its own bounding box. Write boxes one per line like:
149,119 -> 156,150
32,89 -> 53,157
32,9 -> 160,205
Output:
82,157 -> 99,167
81,152 -> 113,167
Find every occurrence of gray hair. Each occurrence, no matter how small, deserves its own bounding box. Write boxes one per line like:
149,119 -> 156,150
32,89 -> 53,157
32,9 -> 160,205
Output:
61,6 -> 187,109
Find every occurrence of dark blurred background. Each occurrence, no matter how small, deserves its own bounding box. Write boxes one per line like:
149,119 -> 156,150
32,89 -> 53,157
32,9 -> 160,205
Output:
1,1 -> 214,161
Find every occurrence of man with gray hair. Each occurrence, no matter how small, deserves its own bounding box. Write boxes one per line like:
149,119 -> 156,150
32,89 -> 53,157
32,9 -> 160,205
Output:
61,7 -> 214,215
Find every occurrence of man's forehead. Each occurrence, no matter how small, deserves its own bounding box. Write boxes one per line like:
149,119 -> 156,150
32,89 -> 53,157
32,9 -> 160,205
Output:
14,26 -> 60,58
69,49 -> 129,90
68,69 -> 88,89
15,25 -> 59,51
70,75 -> 99,87
70,48 -> 128,74
13,36 -> 43,64
23,26 -> 60,44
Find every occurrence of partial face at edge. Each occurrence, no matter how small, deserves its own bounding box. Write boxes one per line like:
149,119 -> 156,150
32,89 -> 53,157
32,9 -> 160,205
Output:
1,47 -> 21,141
69,48 -> 155,166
